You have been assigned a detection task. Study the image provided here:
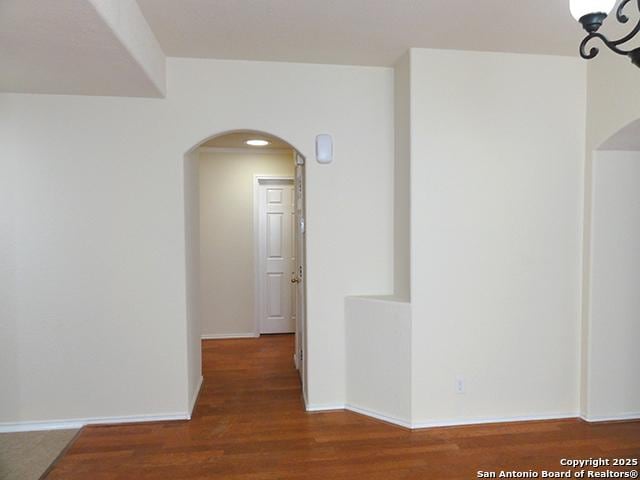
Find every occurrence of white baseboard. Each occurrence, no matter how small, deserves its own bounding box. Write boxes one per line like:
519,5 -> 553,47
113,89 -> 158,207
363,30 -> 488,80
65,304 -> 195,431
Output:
410,412 -> 579,429
345,404 -> 412,429
303,401 -> 579,430
1,376 -> 205,433
305,402 -> 346,412
188,375 -> 204,419
581,412 -> 640,422
0,412 -> 190,433
343,405 -> 573,431
201,333 -> 259,340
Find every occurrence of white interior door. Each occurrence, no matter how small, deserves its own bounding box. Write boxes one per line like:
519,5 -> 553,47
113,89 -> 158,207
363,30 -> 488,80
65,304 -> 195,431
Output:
258,178 -> 295,334
293,156 -> 306,388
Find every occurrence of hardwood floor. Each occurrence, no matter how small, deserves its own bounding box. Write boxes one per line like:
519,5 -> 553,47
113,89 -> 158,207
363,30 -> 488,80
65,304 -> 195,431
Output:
46,335 -> 639,479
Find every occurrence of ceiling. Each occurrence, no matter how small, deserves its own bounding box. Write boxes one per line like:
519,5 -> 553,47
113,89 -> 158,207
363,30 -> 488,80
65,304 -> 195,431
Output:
136,0 -> 588,66
201,131 -> 293,150
0,0 -> 613,97
0,0 -> 163,96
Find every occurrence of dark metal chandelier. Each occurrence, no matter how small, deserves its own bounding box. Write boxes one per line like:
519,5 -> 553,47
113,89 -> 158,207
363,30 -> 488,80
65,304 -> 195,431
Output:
571,0 -> 640,67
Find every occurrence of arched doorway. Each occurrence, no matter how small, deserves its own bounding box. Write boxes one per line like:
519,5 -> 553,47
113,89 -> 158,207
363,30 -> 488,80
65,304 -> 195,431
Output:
183,130 -> 308,413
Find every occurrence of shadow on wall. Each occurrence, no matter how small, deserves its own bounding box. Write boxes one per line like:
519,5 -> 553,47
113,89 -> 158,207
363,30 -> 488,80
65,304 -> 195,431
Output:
598,118 -> 640,151
583,117 -> 640,420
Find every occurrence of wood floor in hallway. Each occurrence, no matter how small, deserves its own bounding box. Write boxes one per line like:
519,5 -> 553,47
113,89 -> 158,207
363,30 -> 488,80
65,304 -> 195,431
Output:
46,335 -> 640,479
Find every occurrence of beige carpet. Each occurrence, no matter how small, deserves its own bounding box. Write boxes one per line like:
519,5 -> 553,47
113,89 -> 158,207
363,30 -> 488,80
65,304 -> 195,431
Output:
0,429 -> 78,480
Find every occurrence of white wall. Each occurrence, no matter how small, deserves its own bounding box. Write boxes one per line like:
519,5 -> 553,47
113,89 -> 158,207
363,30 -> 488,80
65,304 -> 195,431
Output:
0,95 -> 190,425
0,57 -> 394,427
409,49 -> 586,425
585,150 -> 640,420
184,149 -> 202,413
198,150 -> 294,337
345,296 -> 411,425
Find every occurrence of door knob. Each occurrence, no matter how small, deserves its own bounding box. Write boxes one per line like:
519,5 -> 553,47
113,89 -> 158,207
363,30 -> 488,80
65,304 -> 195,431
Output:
291,274 -> 300,284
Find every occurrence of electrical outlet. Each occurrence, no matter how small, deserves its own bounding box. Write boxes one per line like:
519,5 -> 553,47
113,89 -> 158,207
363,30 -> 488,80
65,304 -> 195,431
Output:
455,376 -> 465,394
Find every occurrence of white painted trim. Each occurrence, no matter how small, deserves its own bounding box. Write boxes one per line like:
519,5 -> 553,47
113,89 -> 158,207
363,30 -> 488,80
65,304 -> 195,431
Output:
0,413 -> 190,433
345,405 -> 412,429
306,401 -> 412,429
6,410 -> 634,436
199,147 -> 292,156
253,177 -> 260,338
410,412 -> 580,429
188,375 -> 204,419
302,402 -> 580,430
201,333 -> 259,340
254,176 -> 295,183
305,403 -> 346,412
293,160 -> 308,400
254,175 -> 295,336
580,413 -> 640,422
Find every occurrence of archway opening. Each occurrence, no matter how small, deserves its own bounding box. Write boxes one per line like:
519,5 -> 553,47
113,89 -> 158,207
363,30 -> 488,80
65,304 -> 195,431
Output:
183,130 -> 308,415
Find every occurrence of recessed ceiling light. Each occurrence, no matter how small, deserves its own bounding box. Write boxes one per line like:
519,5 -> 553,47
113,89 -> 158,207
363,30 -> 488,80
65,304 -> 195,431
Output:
246,139 -> 270,147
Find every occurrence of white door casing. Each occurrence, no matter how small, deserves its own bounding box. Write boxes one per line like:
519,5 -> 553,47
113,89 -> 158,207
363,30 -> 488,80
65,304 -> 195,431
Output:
293,155 -> 307,392
256,177 -> 295,334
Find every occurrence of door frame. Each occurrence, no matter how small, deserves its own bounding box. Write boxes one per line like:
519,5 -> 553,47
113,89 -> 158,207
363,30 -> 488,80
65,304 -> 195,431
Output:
253,175 -> 295,336
293,154 -> 307,393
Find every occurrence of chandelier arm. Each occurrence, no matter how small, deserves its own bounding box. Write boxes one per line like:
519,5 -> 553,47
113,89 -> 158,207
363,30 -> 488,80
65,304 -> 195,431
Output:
579,32 -> 629,59
610,4 -> 640,46
576,0 -> 640,67
616,0 -> 633,23
580,34 -> 600,59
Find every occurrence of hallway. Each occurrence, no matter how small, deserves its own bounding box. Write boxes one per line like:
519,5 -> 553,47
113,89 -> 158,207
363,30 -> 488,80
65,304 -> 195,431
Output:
45,336 -> 640,479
